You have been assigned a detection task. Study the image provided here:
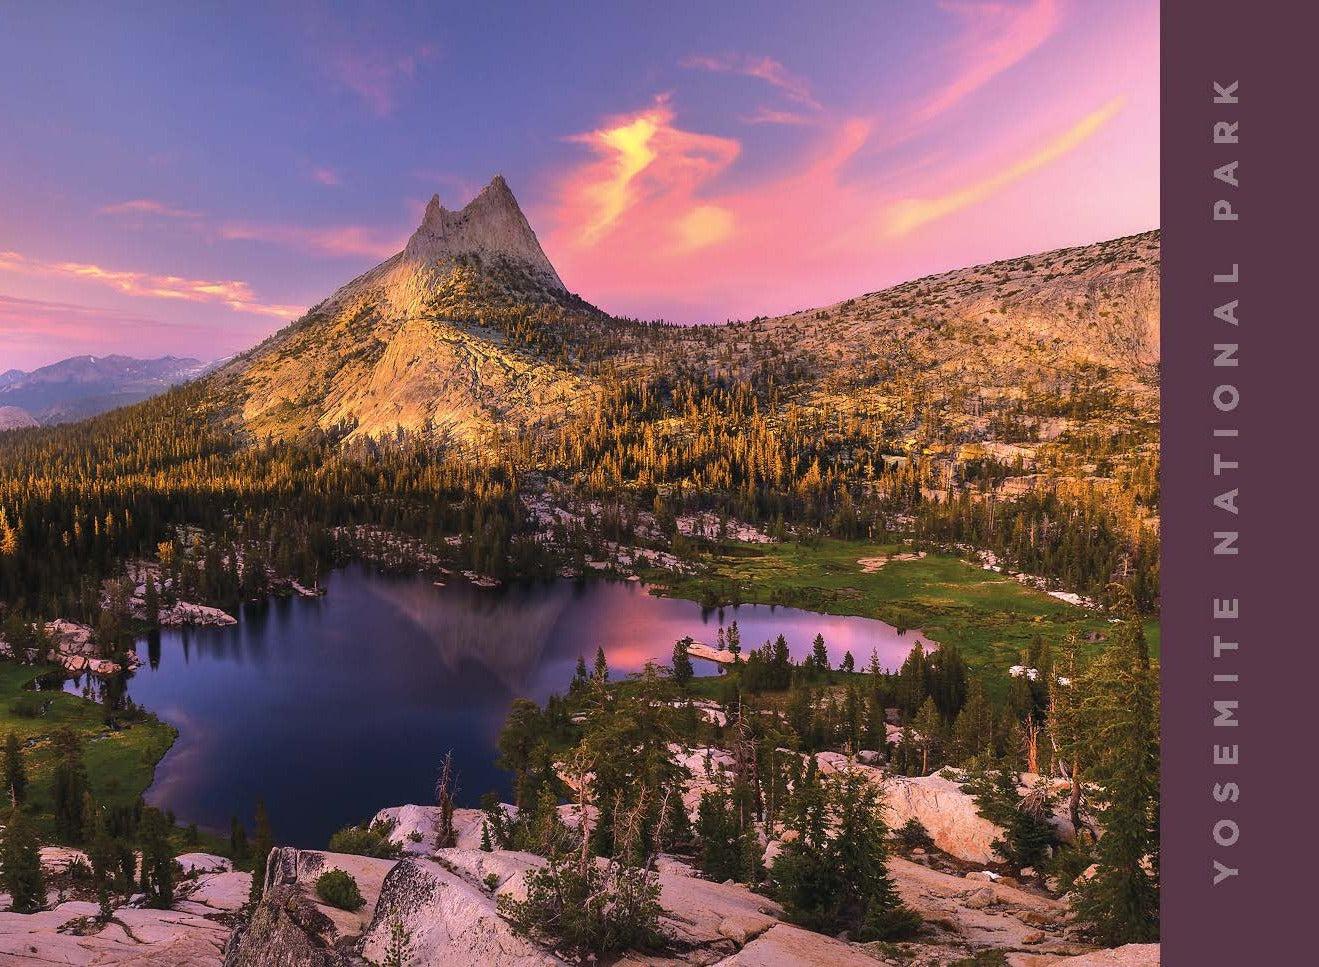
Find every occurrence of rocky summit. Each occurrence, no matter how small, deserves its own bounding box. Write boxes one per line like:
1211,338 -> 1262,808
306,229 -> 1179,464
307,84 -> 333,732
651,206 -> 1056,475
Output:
210,176 -> 597,446
403,176 -> 565,291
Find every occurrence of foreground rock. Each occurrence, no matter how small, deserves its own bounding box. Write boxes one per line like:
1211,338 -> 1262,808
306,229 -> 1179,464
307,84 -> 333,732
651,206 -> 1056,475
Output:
0,850 -> 250,966
359,856 -> 561,966
229,831 -> 884,967
712,922 -> 880,966
1007,943 -> 1160,966
0,805 -> 1156,965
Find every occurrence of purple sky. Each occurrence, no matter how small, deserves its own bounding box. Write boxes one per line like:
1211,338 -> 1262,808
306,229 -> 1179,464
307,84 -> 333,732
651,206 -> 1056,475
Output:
0,1 -> 1158,371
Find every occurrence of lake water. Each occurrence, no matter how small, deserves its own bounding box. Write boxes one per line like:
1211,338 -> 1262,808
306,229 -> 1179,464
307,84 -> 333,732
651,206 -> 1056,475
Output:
90,566 -> 926,847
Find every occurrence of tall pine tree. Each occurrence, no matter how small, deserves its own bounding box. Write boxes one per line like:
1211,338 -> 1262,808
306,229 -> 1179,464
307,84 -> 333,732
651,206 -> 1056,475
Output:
1066,591 -> 1159,944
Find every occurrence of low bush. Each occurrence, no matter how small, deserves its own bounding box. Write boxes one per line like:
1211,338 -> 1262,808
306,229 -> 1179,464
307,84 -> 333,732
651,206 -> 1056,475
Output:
895,818 -> 935,851
498,855 -> 665,957
315,869 -> 365,911
327,819 -> 401,859
8,694 -> 44,718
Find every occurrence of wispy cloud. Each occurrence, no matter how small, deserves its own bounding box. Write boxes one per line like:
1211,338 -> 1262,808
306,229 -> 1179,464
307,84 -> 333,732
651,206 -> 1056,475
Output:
94,196 -> 404,261
309,166 -> 341,186
97,199 -> 201,219
547,79 -> 1130,321
556,96 -> 741,248
216,222 -> 403,259
739,107 -> 814,126
681,53 -> 822,110
883,95 -> 1126,235
322,43 -> 434,116
915,0 -> 1061,123
0,251 -> 301,319
0,294 -> 268,370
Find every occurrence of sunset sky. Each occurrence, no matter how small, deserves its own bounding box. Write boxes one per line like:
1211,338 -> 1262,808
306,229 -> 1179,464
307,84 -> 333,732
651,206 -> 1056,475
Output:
0,1 -> 1158,370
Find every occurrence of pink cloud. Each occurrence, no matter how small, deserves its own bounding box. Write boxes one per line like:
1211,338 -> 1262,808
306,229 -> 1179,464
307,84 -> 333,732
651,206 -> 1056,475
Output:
323,44 -> 434,116
309,166 -> 341,186
553,97 -> 741,250
883,95 -> 1127,236
681,53 -> 822,110
0,251 -> 301,320
217,222 -> 403,259
97,199 -> 201,219
545,91 -> 1126,321
739,107 -> 814,126
915,0 -> 1062,123
0,294 -> 263,370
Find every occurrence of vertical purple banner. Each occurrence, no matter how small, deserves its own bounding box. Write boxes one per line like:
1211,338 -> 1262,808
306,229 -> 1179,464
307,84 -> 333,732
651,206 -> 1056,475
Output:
1162,2 -> 1316,962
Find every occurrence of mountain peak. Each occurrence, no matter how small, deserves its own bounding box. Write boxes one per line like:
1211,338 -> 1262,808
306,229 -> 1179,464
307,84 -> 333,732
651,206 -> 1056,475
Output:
403,175 -> 564,290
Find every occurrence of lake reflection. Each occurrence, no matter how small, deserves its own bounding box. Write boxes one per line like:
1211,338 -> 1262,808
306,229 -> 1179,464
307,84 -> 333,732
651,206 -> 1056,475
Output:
95,566 -> 926,847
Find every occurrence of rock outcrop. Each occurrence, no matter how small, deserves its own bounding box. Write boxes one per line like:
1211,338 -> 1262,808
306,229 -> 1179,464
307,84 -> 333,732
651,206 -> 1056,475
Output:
0,850 -> 250,966
0,805 -> 1159,966
0,619 -> 142,675
402,177 -> 566,292
0,405 -> 38,431
359,856 -> 561,967
1007,943 -> 1161,967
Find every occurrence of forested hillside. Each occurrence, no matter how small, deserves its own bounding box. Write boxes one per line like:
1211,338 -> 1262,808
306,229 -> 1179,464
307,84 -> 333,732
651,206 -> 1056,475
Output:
0,180 -> 1160,633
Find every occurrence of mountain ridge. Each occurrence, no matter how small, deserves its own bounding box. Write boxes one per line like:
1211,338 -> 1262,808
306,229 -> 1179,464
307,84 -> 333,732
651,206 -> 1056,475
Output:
0,353 -> 207,425
210,175 -> 1158,457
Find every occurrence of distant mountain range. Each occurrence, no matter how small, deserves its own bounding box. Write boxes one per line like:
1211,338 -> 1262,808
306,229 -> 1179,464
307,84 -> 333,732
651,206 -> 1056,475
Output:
0,354 -> 212,427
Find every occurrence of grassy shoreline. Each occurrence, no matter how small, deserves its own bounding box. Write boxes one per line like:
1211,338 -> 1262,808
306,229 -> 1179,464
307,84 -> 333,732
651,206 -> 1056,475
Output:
0,661 -> 178,841
643,538 -> 1159,680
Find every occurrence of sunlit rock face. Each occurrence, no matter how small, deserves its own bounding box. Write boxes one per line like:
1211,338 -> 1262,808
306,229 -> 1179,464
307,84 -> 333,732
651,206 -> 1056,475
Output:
213,175 -> 594,447
402,176 -> 566,291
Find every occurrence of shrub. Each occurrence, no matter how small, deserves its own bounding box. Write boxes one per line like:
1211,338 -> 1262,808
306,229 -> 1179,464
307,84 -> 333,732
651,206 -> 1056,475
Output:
8,694 -> 44,719
771,768 -> 922,942
895,818 -> 935,851
327,819 -> 401,859
498,856 -> 665,957
315,869 -> 365,911
1045,843 -> 1094,892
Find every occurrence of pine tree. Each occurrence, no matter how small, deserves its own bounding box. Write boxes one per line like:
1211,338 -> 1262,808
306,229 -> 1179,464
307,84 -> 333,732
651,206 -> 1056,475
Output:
696,788 -> 740,882
810,633 -> 829,672
88,811 -> 119,920
928,643 -> 968,719
497,700 -> 545,809
912,697 -> 944,775
570,654 -> 589,694
661,783 -> 695,855
950,678 -> 995,765
771,766 -> 918,939
51,728 -> 88,841
895,642 -> 928,718
1,807 -> 45,913
229,814 -> 249,862
248,798 -> 274,906
434,752 -> 458,849
671,637 -> 694,688
0,508 -> 18,558
840,650 -> 855,674
962,768 -> 1054,871
1069,594 -> 1160,944
143,573 -> 160,627
593,646 -> 609,683
3,733 -> 27,805
138,806 -> 174,908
